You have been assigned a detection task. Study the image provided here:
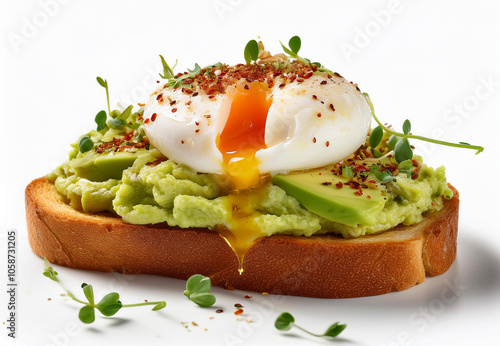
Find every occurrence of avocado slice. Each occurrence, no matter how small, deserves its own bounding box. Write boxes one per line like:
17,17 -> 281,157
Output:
70,151 -> 138,181
272,166 -> 386,227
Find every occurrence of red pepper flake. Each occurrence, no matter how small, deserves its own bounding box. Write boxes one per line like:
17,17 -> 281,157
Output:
326,141 -> 330,147
172,108 -> 178,113
279,83 -> 285,89
244,295 -> 252,299
312,95 -> 318,100
355,189 -> 363,196
234,303 -> 243,308
321,80 -> 328,85
317,112 -> 322,117
205,114 -> 211,119
145,157 -> 168,166
192,92 -> 199,97
151,113 -> 157,122
156,80 -> 160,83
216,309 -> 224,313
367,195 -> 372,199
304,71 -> 313,78
322,182 -> 332,186
181,140 -> 185,144
234,309 -> 244,315
329,104 -> 335,111
355,164 -> 369,173
313,137 -> 317,143
144,118 -> 150,124
170,100 -> 177,106
335,182 -> 343,189
186,100 -> 192,106
368,180 -> 376,184
297,78 -> 304,83
195,122 -> 200,126
156,94 -> 163,102
209,95 -> 215,99
244,84 -> 249,90
138,103 -> 145,107
124,132 -> 134,141
195,129 -> 200,133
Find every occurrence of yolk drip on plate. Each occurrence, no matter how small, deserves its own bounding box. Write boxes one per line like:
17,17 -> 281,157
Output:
216,81 -> 272,273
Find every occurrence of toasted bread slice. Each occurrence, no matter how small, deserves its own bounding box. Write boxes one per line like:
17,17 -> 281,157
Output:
25,177 -> 459,298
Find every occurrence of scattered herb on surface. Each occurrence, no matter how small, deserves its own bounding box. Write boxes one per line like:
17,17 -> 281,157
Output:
43,260 -> 166,324
275,312 -> 346,339
183,274 -> 216,307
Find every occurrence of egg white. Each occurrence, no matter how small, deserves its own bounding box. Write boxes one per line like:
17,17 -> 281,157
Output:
143,74 -> 371,175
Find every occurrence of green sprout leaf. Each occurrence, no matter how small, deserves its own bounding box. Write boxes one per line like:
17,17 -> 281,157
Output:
185,274 -> 211,293
402,119 -> 411,134
388,135 -> 398,150
79,305 -> 95,324
159,55 -> 176,79
96,293 -> 123,317
78,136 -> 94,154
370,165 -> 394,183
244,39 -> 259,64
188,63 -> 201,75
189,292 -> 216,307
398,160 -> 413,178
95,110 -> 107,131
43,260 -> 59,282
324,322 -> 347,338
288,36 -> 301,54
82,284 -> 95,306
394,138 -> 413,163
96,77 -> 106,88
152,301 -> 167,311
275,312 -> 294,331
108,118 -> 127,129
369,126 -> 383,148
275,312 -> 347,339
184,274 -> 216,307
119,105 -> 133,121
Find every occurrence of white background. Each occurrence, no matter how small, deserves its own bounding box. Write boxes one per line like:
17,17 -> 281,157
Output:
1,0 -> 500,345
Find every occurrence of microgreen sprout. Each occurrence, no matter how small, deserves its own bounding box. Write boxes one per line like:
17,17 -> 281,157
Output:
78,136 -> 93,154
159,55 -> 177,79
43,260 -> 166,324
96,77 -> 111,116
94,110 -> 107,131
183,274 -> 216,307
275,312 -> 346,339
364,93 -> 484,158
244,39 -> 260,64
280,36 -> 330,73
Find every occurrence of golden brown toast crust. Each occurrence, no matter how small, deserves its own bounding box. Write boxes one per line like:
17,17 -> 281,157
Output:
25,177 -> 459,298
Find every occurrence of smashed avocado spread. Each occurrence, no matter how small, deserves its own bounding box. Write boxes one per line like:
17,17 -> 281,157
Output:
48,120 -> 452,238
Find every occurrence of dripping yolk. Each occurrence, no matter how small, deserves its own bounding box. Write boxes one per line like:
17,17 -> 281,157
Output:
217,81 -> 272,191
216,81 -> 273,273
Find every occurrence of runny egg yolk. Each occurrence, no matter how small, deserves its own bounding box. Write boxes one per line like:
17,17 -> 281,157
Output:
217,81 -> 272,191
216,81 -> 273,273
